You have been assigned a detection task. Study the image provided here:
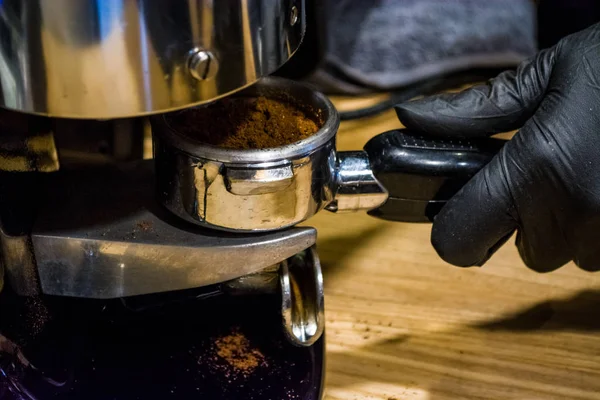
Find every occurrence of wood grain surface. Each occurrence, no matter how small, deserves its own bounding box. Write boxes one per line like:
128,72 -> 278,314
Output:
300,97 -> 600,400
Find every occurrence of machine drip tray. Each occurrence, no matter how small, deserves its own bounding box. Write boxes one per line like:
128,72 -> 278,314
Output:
0,287 -> 325,399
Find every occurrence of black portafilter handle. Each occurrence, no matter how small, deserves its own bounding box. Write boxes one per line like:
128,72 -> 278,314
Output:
363,129 -> 507,222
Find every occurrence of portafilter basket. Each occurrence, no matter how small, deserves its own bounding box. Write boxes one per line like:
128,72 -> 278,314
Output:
151,77 -> 507,233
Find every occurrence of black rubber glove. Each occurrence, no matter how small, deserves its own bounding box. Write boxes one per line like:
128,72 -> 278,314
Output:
395,22 -> 600,272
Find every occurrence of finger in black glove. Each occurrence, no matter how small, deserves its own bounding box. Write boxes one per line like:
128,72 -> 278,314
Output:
395,22 -> 600,272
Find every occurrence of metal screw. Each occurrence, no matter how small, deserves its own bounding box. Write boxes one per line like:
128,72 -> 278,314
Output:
290,5 -> 298,26
188,49 -> 219,81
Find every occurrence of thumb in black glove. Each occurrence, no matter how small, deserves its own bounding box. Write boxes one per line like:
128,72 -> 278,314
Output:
395,22 -> 600,272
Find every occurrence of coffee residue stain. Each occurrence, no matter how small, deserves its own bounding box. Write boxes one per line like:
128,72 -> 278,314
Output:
214,331 -> 266,375
199,329 -> 268,382
168,96 -> 320,149
137,221 -> 152,232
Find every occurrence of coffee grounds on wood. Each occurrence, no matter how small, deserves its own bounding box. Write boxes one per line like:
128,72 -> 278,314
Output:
168,96 -> 320,149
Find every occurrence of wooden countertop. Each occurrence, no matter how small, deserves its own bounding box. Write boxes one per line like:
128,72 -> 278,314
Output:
301,98 -> 600,400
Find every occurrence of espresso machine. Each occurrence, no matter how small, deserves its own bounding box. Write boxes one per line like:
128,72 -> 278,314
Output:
0,1 -> 332,398
0,1 -> 507,399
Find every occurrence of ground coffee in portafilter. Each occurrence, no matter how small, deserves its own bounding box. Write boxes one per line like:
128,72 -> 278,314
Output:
168,96 -> 321,150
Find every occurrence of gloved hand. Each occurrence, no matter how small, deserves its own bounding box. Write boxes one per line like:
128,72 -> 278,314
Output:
395,22 -> 600,272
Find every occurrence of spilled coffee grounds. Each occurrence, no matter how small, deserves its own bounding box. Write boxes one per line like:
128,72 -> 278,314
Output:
214,331 -> 266,375
168,96 -> 320,149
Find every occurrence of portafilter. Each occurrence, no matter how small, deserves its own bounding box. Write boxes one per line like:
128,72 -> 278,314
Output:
151,77 -> 506,232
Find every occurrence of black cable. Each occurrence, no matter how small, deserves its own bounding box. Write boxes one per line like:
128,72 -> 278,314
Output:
338,83 -> 435,121
338,69 -> 504,121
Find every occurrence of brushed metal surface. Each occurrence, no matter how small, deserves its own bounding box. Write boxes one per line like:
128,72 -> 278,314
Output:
30,159 -> 316,298
0,0 -> 304,118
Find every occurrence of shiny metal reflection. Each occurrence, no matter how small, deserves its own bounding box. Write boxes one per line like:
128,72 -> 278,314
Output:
280,246 -> 324,347
0,0 -> 304,119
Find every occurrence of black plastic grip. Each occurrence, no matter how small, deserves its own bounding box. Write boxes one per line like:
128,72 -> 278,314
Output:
363,129 -> 507,222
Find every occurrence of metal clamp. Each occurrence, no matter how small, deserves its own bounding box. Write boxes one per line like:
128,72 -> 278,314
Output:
280,245 -> 324,347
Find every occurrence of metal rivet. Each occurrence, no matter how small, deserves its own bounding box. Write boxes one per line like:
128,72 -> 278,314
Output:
188,49 -> 219,81
290,5 -> 298,26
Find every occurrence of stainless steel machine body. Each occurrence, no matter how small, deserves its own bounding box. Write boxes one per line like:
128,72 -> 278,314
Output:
0,0 -> 304,118
0,0 -> 326,349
